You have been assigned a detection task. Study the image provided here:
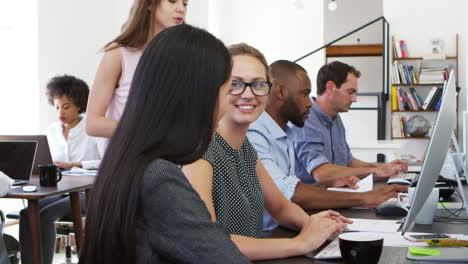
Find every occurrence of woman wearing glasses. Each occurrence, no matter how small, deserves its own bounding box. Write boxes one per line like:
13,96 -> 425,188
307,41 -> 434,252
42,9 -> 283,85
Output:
182,43 -> 350,261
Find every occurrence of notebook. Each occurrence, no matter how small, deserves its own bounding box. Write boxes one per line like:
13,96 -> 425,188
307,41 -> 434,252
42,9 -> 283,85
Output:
0,141 -> 37,185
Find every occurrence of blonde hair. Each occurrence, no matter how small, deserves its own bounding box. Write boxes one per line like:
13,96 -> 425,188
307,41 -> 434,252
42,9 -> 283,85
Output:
228,43 -> 270,81
104,0 -> 161,50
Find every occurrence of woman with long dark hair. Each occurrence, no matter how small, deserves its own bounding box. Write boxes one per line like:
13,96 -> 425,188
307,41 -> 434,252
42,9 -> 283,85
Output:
79,24 -> 250,264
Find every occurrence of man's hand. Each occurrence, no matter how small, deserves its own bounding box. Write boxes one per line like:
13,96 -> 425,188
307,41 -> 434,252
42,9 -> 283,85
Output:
373,162 -> 406,178
389,159 -> 409,172
359,184 -> 409,207
330,176 -> 360,189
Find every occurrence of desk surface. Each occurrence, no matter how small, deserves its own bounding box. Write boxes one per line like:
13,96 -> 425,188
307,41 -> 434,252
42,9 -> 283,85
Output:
4,175 -> 95,199
255,183 -> 468,264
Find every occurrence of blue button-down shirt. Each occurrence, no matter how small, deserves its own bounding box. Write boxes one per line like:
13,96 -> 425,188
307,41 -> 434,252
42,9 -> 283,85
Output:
290,102 -> 353,183
247,112 -> 309,231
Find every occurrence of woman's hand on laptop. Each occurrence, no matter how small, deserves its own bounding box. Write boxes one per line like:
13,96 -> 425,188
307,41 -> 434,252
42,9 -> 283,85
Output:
54,161 -> 82,169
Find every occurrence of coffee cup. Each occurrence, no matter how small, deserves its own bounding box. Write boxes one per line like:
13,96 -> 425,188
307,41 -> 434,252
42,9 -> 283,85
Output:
397,187 -> 439,224
39,164 -> 62,187
339,232 -> 383,264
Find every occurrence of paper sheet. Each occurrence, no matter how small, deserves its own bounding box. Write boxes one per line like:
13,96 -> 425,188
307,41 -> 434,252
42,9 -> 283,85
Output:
62,167 -> 97,176
346,218 -> 401,233
327,174 -> 373,193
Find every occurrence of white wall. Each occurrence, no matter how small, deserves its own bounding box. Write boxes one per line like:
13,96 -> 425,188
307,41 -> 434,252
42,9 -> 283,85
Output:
210,0 -> 324,90
384,0 -> 468,157
37,0 -> 132,132
0,1 -> 39,134
324,0 -> 383,44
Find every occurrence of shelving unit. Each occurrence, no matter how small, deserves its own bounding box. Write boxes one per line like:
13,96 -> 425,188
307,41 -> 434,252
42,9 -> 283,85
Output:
390,34 -> 459,140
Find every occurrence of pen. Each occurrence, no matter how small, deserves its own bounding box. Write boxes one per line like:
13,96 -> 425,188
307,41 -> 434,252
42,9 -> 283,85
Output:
425,239 -> 468,247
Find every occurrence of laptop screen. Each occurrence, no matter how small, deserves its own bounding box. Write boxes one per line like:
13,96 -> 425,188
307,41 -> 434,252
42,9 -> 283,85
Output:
0,135 -> 53,174
0,141 -> 37,181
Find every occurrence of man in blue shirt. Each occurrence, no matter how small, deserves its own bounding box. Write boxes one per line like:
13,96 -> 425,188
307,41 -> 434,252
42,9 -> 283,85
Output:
290,61 -> 407,184
247,60 -> 407,231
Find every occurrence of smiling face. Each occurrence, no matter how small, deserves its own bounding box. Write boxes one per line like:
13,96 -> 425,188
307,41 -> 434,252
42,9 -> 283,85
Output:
223,55 -> 268,127
329,72 -> 358,113
152,0 -> 188,30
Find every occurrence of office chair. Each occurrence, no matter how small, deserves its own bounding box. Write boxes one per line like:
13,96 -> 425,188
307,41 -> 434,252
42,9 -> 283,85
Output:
1,210 -> 20,264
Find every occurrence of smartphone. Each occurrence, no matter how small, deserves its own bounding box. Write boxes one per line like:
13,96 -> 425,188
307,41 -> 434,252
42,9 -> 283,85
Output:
405,233 -> 450,242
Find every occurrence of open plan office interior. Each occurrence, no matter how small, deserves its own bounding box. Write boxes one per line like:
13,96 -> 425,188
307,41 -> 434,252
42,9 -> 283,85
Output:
2,0 -> 468,263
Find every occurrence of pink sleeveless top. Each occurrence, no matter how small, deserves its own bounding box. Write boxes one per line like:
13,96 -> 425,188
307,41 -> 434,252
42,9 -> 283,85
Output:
97,46 -> 143,156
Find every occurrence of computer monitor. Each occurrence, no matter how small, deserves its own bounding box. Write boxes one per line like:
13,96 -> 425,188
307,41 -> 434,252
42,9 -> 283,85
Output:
401,70 -> 457,235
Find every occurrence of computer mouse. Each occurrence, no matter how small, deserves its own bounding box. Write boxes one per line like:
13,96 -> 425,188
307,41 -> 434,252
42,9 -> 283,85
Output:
387,179 -> 412,186
22,185 -> 37,192
375,198 -> 408,217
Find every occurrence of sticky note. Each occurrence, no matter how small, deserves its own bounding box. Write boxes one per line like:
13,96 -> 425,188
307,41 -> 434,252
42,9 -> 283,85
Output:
409,247 -> 441,256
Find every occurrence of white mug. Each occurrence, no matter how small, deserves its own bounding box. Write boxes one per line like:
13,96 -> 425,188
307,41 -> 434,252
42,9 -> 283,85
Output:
398,187 -> 439,225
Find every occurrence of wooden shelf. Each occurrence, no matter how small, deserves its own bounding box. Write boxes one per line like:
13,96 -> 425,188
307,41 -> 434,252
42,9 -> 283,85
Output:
393,56 -> 457,61
392,110 -> 438,113
326,44 -> 383,57
393,83 -> 445,86
392,137 -> 431,140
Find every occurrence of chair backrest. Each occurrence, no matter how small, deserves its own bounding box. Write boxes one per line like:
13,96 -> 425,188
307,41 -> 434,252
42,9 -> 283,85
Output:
0,211 -> 11,264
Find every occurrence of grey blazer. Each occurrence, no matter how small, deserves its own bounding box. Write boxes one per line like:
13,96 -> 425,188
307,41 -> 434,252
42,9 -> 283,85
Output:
135,159 -> 251,264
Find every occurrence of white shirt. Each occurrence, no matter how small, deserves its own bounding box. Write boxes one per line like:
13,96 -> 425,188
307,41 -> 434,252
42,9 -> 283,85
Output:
44,118 -> 101,170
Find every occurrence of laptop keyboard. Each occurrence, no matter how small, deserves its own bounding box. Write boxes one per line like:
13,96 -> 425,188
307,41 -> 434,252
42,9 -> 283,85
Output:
309,238 -> 341,259
12,180 -> 28,186
387,172 -> 419,182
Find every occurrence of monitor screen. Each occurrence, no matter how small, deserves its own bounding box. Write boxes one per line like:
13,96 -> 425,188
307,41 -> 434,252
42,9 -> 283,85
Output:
401,70 -> 457,234
0,135 -> 53,174
0,141 -> 37,181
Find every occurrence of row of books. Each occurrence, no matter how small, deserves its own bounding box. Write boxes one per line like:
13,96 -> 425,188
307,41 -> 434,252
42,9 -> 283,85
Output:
419,65 -> 451,84
392,115 -> 411,138
393,38 -> 409,58
392,62 -> 417,84
391,86 -> 443,111
392,62 -> 452,85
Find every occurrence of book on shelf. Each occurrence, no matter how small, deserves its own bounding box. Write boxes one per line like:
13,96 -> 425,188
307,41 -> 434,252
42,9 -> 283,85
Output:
433,97 -> 442,110
419,65 -> 446,84
426,87 -> 442,110
393,37 -> 402,58
421,86 -> 439,110
393,86 -> 444,111
391,86 -> 398,111
392,114 -> 409,138
399,40 -> 409,57
392,62 -> 419,84
409,87 -> 423,108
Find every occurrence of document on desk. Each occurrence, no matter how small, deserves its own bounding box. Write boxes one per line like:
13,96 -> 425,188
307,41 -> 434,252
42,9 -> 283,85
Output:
327,174 -> 373,193
346,218 -> 401,233
62,167 -> 97,176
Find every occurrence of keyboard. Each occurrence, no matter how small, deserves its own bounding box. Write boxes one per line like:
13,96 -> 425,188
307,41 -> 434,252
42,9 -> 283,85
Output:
387,172 -> 419,183
307,238 -> 341,259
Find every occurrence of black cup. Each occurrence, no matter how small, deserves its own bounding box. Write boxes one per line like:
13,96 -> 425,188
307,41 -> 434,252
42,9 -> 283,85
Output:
339,232 -> 383,264
39,164 -> 62,187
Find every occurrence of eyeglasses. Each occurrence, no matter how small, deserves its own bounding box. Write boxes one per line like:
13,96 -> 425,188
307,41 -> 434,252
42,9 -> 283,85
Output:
228,80 -> 272,96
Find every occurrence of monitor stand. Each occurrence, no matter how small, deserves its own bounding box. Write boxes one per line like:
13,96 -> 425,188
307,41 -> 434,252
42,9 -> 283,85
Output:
448,131 -> 468,215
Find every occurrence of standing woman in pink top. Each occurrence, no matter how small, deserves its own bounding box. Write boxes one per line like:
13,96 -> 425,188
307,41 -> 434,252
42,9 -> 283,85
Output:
86,0 -> 188,156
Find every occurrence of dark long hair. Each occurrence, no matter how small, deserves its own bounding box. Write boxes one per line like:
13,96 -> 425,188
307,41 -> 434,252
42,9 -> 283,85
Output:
79,24 -> 231,264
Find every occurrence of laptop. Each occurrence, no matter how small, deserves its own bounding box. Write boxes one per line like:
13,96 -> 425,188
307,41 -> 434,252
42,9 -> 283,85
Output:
0,135 -> 53,174
0,141 -> 37,185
